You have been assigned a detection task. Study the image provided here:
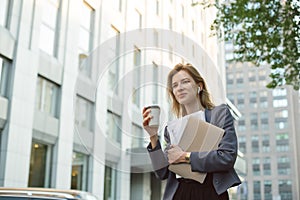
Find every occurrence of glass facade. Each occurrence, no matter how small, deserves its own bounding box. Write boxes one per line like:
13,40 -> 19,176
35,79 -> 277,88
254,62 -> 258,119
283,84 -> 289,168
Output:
107,110 -> 122,145
263,157 -> 271,176
78,0 -> 94,76
278,180 -> 293,200
264,180 -> 272,200
132,47 -> 141,107
75,95 -> 94,131
0,56 -> 10,97
108,26 -> 120,92
0,0 -> 9,27
104,165 -> 117,200
35,76 -> 60,118
253,181 -> 261,200
71,152 -> 88,191
39,0 -> 60,56
28,141 -> 51,187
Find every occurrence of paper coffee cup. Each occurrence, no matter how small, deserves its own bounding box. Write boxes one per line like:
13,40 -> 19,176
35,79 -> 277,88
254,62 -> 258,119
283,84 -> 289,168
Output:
146,105 -> 160,127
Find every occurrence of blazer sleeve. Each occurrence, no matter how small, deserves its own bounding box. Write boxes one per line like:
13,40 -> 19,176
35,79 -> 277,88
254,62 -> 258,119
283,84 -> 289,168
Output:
190,104 -> 238,173
147,127 -> 171,180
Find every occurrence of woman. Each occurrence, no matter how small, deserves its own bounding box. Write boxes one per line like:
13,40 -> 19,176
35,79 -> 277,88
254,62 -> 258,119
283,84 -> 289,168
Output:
142,63 -> 241,200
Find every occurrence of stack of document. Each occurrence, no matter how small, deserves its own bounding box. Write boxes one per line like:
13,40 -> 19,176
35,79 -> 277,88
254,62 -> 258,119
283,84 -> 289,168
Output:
168,115 -> 224,183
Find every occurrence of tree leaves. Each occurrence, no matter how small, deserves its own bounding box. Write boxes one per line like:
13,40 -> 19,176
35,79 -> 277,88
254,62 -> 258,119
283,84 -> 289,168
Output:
205,0 -> 300,90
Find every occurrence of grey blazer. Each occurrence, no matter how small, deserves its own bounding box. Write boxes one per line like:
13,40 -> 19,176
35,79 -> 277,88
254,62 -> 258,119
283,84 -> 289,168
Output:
147,104 -> 241,200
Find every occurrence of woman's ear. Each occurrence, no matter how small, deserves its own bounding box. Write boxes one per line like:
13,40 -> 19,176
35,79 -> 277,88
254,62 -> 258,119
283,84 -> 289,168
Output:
197,87 -> 201,94
198,82 -> 203,91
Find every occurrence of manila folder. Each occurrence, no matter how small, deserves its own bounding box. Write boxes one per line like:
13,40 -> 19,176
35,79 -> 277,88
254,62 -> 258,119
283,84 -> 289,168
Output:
168,116 -> 224,183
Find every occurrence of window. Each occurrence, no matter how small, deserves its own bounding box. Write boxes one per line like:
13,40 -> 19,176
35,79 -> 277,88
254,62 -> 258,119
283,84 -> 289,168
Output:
250,113 -> 258,131
275,110 -> 288,118
251,135 -> 259,153
260,112 -> 269,130
71,152 -> 89,190
226,74 -> 234,88
276,133 -> 289,152
132,47 -> 141,107
259,91 -> 268,108
131,123 -> 144,148
238,119 -> 246,132
107,110 -> 122,145
156,0 -> 159,15
258,69 -> 267,80
28,141 -> 52,187
169,16 -> 173,30
0,56 -> 10,97
253,181 -> 261,200
273,99 -> 288,108
39,0 -> 60,56
0,0 -> 10,27
78,1 -> 94,76
273,88 -> 287,97
108,26 -> 120,93
104,165 -> 117,200
263,157 -> 271,175
237,93 -> 245,109
277,156 -> 291,175
252,158 -> 260,176
35,76 -> 60,118
192,20 -> 195,32
274,117 -> 288,129
236,72 -> 244,87
248,70 -> 256,82
225,53 -> 234,61
249,91 -> 257,108
136,10 -> 142,29
118,0 -> 122,11
264,180 -> 272,200
278,180 -> 292,200
75,95 -> 94,131
227,93 -> 234,104
238,136 -> 246,153
262,135 -> 270,152
152,62 -> 158,104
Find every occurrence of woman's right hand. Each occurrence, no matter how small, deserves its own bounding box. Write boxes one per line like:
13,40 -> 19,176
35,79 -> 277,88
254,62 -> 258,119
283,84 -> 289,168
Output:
142,107 -> 158,137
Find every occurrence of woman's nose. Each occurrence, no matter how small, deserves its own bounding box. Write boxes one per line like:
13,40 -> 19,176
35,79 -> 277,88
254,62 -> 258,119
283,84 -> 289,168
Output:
177,83 -> 184,90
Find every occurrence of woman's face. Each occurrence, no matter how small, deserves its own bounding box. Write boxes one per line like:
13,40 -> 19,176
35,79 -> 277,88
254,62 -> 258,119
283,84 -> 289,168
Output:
171,70 -> 199,106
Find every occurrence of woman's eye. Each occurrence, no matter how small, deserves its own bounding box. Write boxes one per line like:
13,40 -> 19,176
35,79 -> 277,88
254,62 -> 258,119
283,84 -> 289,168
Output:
182,80 -> 190,84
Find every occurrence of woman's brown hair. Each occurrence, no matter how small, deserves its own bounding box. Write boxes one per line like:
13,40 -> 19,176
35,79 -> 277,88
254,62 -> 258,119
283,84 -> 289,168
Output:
167,63 -> 214,117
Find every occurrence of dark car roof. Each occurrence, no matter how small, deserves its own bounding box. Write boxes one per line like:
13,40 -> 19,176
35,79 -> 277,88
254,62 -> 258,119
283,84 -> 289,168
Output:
0,187 -> 98,200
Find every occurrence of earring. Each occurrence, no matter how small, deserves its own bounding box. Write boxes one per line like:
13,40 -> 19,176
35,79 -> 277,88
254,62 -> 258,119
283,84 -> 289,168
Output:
197,87 -> 201,94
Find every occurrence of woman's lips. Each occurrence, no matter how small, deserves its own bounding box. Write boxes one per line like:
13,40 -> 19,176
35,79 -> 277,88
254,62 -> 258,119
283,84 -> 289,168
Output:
177,93 -> 186,98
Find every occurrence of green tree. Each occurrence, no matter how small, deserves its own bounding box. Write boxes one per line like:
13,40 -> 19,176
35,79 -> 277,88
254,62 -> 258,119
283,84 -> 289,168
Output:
194,0 -> 300,90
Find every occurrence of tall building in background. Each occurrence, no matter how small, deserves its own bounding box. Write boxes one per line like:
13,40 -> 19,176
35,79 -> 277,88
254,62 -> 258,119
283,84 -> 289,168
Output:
225,41 -> 300,200
0,0 -> 245,199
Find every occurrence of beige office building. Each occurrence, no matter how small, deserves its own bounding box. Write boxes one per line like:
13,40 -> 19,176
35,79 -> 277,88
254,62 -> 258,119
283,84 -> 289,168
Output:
225,42 -> 300,200
0,0 -> 244,199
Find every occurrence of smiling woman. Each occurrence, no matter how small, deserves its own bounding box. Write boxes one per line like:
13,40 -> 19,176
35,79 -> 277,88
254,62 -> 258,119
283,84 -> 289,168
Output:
142,63 -> 241,200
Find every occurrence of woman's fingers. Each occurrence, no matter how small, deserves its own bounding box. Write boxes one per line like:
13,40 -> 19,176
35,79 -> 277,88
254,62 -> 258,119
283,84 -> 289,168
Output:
142,107 -> 151,118
142,107 -> 153,127
142,114 -> 153,126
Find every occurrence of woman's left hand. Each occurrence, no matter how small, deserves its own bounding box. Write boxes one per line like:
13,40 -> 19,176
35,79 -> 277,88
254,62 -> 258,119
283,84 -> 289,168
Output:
167,145 -> 186,164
